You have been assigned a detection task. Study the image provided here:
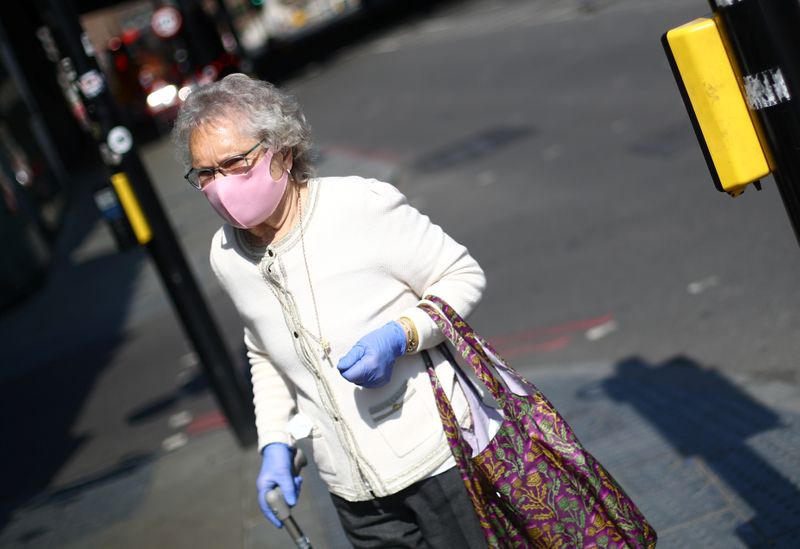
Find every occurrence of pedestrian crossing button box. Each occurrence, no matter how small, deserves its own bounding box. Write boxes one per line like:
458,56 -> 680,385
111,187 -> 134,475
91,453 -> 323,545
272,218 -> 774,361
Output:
662,17 -> 771,196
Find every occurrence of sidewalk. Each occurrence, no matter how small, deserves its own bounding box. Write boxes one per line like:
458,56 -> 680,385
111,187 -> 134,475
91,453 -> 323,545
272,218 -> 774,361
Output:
4,360 -> 798,548
1,141 -> 799,548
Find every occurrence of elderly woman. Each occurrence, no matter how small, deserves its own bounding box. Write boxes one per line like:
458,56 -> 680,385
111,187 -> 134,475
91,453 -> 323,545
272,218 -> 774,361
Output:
172,74 -> 487,548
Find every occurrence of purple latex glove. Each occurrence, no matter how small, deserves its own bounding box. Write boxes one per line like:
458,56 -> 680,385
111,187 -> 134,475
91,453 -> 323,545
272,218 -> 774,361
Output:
256,443 -> 303,528
337,321 -> 407,388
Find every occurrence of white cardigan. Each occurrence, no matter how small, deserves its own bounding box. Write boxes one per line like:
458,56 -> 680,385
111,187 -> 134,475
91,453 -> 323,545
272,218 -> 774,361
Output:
209,176 -> 486,501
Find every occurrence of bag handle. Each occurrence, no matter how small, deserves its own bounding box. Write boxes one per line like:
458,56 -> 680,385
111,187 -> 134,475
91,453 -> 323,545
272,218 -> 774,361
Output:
425,296 -> 509,367
421,350 -> 476,456
421,296 -> 534,388
434,343 -> 492,406
418,302 -> 511,406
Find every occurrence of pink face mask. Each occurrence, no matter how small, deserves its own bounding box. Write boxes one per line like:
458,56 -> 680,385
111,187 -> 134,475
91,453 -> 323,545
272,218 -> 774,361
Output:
202,148 -> 289,229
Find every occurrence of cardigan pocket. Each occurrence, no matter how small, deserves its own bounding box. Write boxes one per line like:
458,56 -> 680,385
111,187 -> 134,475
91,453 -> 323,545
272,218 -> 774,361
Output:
368,380 -> 438,458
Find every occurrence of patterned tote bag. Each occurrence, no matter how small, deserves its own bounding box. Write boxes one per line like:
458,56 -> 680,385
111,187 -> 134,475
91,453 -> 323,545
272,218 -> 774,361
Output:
419,295 -> 657,549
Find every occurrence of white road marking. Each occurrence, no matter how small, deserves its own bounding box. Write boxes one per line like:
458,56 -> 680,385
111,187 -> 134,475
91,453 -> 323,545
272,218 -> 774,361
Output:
177,352 -> 198,385
168,410 -> 194,429
585,319 -> 618,341
162,433 -> 188,452
688,276 -> 720,295
179,351 -> 198,368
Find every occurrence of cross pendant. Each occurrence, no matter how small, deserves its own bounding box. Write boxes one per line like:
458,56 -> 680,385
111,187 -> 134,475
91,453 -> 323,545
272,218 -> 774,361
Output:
322,339 -> 331,358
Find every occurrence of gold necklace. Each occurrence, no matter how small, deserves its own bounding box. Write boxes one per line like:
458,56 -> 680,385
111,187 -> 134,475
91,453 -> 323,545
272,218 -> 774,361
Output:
297,185 -> 332,360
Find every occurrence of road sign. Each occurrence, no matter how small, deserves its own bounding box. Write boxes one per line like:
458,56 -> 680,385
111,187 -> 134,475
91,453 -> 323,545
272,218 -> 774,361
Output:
151,7 -> 182,39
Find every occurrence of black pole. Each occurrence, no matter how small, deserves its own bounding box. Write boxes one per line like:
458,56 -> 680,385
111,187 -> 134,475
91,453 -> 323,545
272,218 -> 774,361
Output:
710,0 -> 800,246
37,0 -> 256,446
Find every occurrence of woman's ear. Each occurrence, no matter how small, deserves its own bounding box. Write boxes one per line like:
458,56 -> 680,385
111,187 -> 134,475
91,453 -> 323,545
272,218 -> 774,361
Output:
282,149 -> 294,172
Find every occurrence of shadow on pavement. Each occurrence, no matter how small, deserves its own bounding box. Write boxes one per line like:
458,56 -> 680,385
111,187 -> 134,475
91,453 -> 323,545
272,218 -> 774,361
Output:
409,125 -> 536,174
126,369 -> 209,425
0,171 -> 146,535
601,356 -> 800,547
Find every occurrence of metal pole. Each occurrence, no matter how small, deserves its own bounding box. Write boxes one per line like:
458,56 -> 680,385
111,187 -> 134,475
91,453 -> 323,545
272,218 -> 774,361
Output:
710,0 -> 800,245
37,0 -> 256,446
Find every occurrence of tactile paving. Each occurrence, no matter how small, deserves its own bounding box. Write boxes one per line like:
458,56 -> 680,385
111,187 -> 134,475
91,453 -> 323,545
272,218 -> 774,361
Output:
524,358 -> 800,547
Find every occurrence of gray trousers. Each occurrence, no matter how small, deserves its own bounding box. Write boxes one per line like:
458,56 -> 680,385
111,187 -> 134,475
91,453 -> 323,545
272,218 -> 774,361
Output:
330,467 -> 487,549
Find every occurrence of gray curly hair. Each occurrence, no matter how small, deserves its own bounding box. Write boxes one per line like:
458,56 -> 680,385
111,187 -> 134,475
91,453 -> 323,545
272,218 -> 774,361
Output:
171,73 -> 314,184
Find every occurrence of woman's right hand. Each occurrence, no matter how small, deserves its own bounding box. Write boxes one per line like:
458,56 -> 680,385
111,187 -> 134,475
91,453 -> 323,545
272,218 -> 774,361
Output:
256,443 -> 303,528
336,321 -> 407,388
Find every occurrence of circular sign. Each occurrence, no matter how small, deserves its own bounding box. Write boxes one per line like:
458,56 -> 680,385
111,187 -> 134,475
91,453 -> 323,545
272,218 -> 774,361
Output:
107,126 -> 133,155
78,70 -> 105,98
151,7 -> 182,39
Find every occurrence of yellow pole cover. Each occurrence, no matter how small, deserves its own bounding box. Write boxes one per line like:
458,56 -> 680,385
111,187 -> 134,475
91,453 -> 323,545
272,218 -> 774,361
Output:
110,172 -> 152,245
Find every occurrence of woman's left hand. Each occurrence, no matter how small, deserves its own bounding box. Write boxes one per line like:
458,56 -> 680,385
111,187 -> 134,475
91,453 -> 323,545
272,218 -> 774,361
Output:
336,321 -> 406,388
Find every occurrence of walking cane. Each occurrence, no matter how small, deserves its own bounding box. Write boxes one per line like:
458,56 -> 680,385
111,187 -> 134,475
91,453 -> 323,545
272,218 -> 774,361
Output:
265,449 -> 313,549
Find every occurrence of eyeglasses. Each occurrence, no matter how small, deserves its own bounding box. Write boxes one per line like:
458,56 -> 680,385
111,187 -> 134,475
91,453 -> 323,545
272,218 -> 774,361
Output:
185,141 -> 265,189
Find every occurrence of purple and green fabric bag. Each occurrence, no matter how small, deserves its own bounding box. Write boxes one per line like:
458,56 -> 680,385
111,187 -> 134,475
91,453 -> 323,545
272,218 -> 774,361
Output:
420,296 -> 657,549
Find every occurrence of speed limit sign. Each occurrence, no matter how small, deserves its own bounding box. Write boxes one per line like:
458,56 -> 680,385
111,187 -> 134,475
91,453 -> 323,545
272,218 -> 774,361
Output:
151,7 -> 182,39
